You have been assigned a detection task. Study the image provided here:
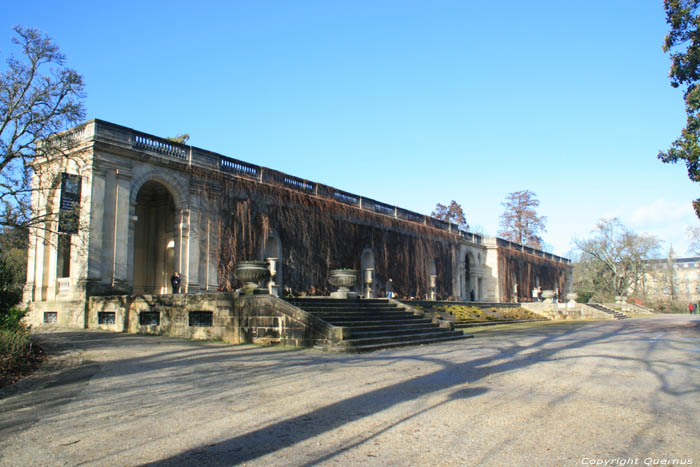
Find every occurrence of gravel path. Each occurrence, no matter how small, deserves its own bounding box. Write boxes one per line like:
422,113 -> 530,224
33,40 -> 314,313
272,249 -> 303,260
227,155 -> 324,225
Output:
1,315 -> 699,466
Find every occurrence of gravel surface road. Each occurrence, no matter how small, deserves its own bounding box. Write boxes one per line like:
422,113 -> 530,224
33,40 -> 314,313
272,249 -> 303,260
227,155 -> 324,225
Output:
1,315 -> 699,466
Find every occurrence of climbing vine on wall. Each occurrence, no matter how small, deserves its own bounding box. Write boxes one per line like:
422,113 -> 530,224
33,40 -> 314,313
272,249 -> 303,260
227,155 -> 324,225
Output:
498,249 -> 568,302
199,172 -> 457,298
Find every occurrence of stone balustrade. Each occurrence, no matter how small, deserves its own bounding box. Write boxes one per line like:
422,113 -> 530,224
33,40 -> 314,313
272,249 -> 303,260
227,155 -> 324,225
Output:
59,119 -> 577,258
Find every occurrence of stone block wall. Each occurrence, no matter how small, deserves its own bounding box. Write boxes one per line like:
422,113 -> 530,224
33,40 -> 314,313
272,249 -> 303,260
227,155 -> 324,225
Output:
86,293 -> 341,347
521,302 -> 614,320
24,300 -> 87,328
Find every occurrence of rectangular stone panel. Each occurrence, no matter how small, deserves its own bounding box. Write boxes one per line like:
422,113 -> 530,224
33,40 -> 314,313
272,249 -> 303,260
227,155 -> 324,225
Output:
189,311 -> 213,327
139,311 -> 160,326
98,312 -> 116,325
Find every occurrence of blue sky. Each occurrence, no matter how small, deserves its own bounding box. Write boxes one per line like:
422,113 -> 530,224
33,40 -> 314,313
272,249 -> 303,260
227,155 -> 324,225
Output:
3,1 -> 698,257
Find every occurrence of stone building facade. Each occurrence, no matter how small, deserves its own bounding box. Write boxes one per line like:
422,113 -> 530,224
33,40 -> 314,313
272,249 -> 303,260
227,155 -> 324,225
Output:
22,119 -> 572,327
642,256 -> 700,304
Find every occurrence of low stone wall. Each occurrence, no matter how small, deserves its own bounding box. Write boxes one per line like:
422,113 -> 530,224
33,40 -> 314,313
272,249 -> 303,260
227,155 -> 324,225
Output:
603,303 -> 654,314
24,300 -> 87,328
521,302 -> 614,320
86,293 -> 342,347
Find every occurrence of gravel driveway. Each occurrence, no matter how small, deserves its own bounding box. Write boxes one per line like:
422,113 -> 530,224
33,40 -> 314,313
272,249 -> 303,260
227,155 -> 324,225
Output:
1,315 -> 699,466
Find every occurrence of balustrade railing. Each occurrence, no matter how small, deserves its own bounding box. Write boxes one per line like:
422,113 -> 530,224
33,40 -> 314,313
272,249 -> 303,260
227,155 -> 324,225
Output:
132,133 -> 188,160
332,190 -> 360,206
219,155 -> 259,179
90,120 -> 568,263
57,278 -> 70,294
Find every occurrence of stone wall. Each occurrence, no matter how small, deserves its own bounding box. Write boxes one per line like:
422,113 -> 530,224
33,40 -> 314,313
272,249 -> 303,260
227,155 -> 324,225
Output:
24,300 -> 86,328
496,247 -> 571,303
521,302 -> 614,320
86,293 -> 342,347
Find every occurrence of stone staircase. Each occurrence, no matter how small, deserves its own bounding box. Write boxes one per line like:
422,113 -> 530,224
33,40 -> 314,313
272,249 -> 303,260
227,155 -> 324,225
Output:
587,303 -> 629,320
285,298 -> 472,351
453,318 -> 548,329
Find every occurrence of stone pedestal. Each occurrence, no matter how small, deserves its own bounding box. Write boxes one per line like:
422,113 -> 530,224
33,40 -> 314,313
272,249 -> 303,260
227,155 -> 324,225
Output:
542,289 -> 555,304
364,268 -> 374,299
266,257 -> 279,297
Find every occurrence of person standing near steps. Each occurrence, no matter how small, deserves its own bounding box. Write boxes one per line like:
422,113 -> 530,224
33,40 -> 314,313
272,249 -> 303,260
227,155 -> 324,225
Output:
171,272 -> 181,294
386,278 -> 394,299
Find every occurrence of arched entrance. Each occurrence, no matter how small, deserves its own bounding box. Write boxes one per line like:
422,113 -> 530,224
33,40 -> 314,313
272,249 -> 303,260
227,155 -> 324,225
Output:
464,252 -> 473,301
133,181 -> 176,294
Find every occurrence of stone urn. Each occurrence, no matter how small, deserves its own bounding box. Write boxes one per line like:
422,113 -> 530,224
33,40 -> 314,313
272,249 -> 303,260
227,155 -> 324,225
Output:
234,261 -> 270,292
542,289 -> 556,303
566,292 -> 578,309
329,269 -> 358,299
615,295 -> 627,304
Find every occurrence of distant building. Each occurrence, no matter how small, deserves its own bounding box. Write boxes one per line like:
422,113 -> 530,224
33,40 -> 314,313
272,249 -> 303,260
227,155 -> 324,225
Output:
642,257 -> 700,303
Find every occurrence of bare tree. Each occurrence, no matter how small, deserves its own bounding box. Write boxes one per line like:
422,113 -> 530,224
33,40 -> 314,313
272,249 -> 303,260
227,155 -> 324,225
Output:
574,218 -> 660,300
686,225 -> 700,255
431,200 -> 468,230
498,190 -> 546,248
663,246 -> 680,300
0,25 -> 85,232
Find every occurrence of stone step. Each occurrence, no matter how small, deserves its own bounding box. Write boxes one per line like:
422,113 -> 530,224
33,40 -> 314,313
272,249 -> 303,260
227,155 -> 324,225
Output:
587,303 -> 630,320
323,317 -> 434,326
306,308 -> 408,313
287,299 -> 390,306
454,319 -> 547,328
348,326 -> 443,339
289,302 -> 402,310
339,329 -> 466,347
286,298 -> 467,352
337,333 -> 473,352
307,310 -> 420,320
340,322 -> 440,333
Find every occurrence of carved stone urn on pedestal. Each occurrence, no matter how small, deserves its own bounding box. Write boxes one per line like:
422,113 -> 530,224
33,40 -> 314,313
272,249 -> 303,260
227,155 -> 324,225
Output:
542,289 -> 556,303
234,261 -> 270,294
329,269 -> 358,299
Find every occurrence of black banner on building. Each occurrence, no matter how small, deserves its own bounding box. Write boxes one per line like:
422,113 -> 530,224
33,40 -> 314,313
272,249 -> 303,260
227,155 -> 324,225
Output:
58,173 -> 81,234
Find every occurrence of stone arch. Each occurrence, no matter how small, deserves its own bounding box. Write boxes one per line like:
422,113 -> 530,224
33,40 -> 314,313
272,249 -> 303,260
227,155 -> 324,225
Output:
129,170 -> 187,211
465,250 -> 476,301
132,180 -> 177,294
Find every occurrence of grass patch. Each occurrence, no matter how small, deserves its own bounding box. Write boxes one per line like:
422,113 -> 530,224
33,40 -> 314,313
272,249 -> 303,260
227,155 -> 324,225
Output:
466,319 -> 600,335
434,304 -> 543,322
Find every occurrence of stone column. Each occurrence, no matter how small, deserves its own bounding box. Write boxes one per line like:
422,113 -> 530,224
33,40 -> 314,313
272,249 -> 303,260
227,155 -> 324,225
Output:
45,230 -> 59,300
176,209 -> 190,293
112,170 -> 132,291
23,205 -> 40,302
87,167 -> 107,283
187,209 -> 201,292
101,169 -> 117,287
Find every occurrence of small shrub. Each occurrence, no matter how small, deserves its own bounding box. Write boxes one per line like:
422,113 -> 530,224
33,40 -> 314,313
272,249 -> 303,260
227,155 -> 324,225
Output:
0,305 -> 27,332
575,291 -> 594,303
